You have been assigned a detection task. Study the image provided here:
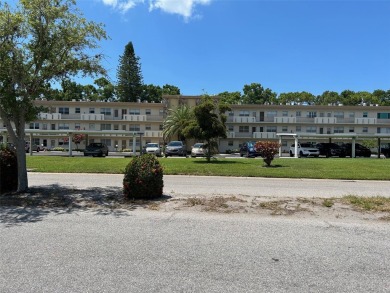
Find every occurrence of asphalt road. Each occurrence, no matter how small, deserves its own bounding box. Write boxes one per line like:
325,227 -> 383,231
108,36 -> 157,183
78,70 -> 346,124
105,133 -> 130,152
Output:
28,172 -> 390,198
1,174 -> 390,292
1,208 -> 390,293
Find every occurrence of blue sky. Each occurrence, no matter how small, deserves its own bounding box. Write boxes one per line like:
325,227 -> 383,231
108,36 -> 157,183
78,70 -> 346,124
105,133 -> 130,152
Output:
77,0 -> 390,96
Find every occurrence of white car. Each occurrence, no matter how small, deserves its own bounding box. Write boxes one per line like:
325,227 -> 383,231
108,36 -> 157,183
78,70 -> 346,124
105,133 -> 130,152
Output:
290,143 -> 319,158
142,143 -> 162,157
191,143 -> 206,157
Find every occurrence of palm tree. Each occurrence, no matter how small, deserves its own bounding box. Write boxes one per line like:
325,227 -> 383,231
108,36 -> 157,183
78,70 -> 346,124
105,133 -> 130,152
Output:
163,105 -> 194,142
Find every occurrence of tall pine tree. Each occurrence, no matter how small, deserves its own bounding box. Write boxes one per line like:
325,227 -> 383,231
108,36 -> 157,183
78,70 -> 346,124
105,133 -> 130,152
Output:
116,42 -> 143,102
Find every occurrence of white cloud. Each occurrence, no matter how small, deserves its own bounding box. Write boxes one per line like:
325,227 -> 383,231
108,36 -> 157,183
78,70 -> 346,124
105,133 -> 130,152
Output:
99,0 -> 211,19
101,0 -> 143,13
149,0 -> 211,20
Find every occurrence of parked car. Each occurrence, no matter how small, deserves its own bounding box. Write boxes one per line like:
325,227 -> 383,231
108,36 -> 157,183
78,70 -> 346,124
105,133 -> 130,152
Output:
240,141 -> 262,158
381,148 -> 390,158
315,143 -> 346,158
142,143 -> 162,157
25,142 -> 41,153
289,143 -> 320,157
341,143 -> 371,158
84,142 -> 109,157
164,141 -> 187,157
191,143 -> 206,157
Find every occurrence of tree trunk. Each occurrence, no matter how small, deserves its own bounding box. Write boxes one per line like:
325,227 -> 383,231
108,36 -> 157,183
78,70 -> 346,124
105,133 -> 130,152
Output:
15,138 -> 28,192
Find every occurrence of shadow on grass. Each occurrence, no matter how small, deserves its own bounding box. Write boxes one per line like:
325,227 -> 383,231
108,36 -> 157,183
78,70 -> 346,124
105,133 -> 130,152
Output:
192,159 -> 244,165
0,185 -> 171,227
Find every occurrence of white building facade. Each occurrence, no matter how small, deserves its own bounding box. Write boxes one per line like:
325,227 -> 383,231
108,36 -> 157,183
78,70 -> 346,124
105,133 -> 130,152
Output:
1,95 -> 390,153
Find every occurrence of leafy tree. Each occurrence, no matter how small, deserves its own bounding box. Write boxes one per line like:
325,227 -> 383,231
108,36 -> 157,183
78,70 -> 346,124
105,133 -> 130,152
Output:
162,84 -> 180,95
315,91 -> 340,105
254,141 -> 280,167
162,105 -> 194,142
94,77 -> 116,101
373,89 -> 390,106
242,83 -> 277,104
116,41 -> 143,102
277,91 -> 315,105
0,0 -> 107,192
339,90 -> 356,105
218,91 -> 242,104
142,84 -> 162,103
182,95 -> 230,162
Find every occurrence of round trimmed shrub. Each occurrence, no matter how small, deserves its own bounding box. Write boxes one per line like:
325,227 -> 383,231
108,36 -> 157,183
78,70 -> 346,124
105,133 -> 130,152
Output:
0,145 -> 18,194
123,154 -> 164,200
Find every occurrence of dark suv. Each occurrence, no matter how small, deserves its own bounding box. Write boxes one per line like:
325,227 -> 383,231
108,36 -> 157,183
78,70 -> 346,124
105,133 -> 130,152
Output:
315,143 -> 345,158
240,141 -> 262,158
341,143 -> 371,158
84,143 -> 109,157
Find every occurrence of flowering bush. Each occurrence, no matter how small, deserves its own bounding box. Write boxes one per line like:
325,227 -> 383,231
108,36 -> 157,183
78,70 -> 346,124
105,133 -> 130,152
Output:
123,154 -> 164,200
254,141 -> 281,167
0,145 -> 18,194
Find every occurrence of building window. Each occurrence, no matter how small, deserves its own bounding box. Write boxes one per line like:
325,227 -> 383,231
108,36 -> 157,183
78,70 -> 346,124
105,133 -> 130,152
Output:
349,127 -> 354,133
145,109 -> 151,115
101,139 -> 111,147
75,123 -> 81,130
239,110 -> 250,117
282,111 -> 288,117
228,125 -> 234,132
129,124 -> 140,132
239,126 -> 249,132
282,126 -> 288,132
59,107 -> 69,114
114,124 -> 119,130
101,124 -> 111,130
266,111 -> 277,118
349,112 -> 355,118
89,123 -> 95,130
122,125 -> 126,131
59,123 -> 69,130
129,109 -> 140,115
159,124 -> 163,130
377,113 -> 390,119
159,109 -> 164,116
306,126 -> 317,133
334,127 -> 344,133
145,124 -> 151,130
51,124 -> 56,130
42,123 -> 47,130
334,111 -> 344,118
114,109 -> 119,117
307,111 -> 317,118
363,112 -> 368,118
29,122 -> 39,129
228,141 -> 233,146
362,127 -> 368,133
267,126 -> 277,133
228,112 -> 234,116
296,126 -> 301,132
100,108 -> 111,115
296,111 -> 301,117
75,107 -> 80,114
89,108 -> 95,114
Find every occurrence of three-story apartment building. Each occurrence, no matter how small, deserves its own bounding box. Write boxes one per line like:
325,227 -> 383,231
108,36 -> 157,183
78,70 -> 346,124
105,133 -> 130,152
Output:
1,95 -> 390,153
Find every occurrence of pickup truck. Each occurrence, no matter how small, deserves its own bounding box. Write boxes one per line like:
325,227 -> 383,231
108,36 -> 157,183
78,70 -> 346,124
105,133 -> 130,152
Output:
289,143 -> 320,158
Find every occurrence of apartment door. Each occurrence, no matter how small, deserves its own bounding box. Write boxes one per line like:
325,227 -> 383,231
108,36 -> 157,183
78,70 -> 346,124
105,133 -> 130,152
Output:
260,112 -> 264,122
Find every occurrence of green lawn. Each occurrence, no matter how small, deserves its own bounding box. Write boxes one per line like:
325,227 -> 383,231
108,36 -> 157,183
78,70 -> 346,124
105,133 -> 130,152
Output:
26,156 -> 390,180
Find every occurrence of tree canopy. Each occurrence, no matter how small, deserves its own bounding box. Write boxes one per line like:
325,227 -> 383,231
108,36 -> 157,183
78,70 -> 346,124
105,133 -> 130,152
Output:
116,41 -> 143,102
0,0 -> 108,191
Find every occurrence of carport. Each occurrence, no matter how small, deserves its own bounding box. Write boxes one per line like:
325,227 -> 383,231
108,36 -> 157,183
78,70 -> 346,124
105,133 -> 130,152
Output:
276,132 -> 390,158
1,129 -> 145,157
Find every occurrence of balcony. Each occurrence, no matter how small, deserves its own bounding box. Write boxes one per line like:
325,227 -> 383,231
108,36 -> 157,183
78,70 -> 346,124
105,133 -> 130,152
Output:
274,117 -> 296,123
123,114 -> 147,122
81,114 -> 104,120
39,113 -> 62,120
144,130 -> 162,138
253,132 -> 277,139
315,117 -> 336,124
355,118 -> 376,124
